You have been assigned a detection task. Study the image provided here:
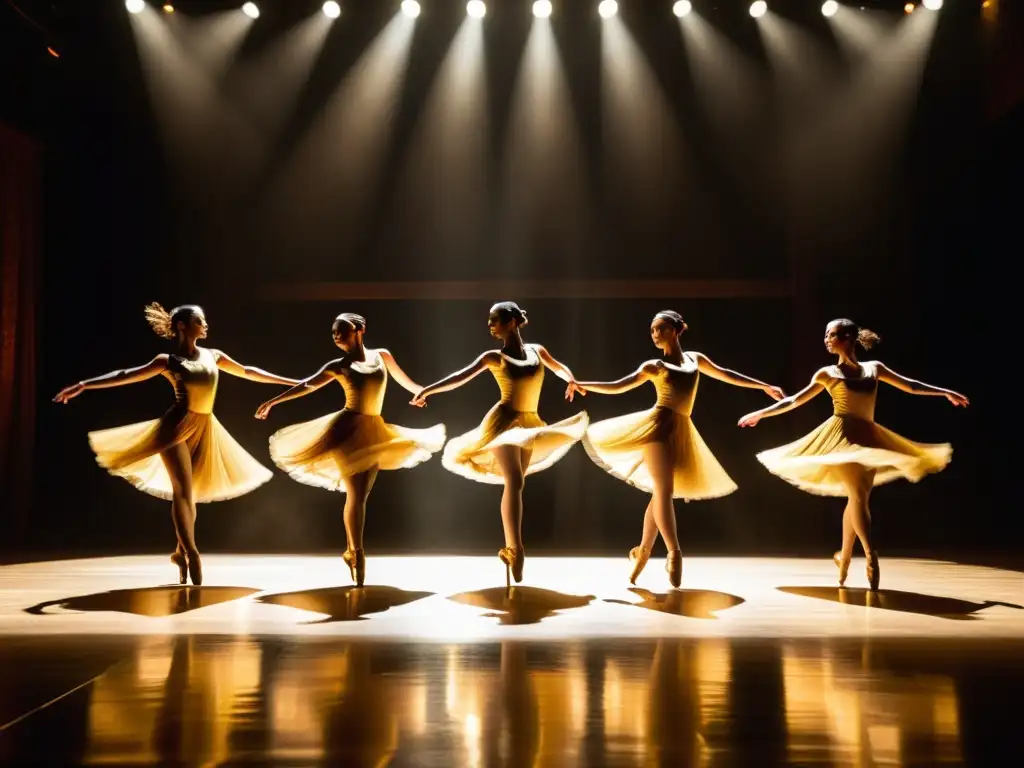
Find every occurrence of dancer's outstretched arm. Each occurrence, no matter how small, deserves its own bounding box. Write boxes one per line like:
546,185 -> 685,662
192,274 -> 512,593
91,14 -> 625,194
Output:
53,356 -> 169,403
876,362 -> 969,406
255,360 -> 342,419
379,349 -> 423,396
411,351 -> 500,406
576,362 -> 660,396
535,345 -> 586,401
738,369 -> 829,427
213,350 -> 299,386
692,352 -> 785,400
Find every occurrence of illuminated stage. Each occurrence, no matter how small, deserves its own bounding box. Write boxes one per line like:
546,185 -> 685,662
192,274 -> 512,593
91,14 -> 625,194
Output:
1,556 -> 1022,764
1,555 -> 1022,638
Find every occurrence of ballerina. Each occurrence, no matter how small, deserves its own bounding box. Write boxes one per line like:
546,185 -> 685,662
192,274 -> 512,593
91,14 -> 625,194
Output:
738,318 -> 969,590
411,302 -> 588,587
255,313 -> 445,586
577,310 -> 784,588
53,302 -> 299,585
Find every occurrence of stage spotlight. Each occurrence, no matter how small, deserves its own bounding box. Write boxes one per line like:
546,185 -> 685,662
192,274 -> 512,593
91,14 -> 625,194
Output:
598,0 -> 618,18
821,0 -> 837,16
533,0 -> 552,17
467,0 -> 486,17
323,1 -> 340,18
922,0 -> 942,9
401,0 -> 421,17
242,2 -> 260,19
125,0 -> 145,14
749,1 -> 767,17
673,1 -> 692,16
904,2 -> 914,12
162,3 -> 174,12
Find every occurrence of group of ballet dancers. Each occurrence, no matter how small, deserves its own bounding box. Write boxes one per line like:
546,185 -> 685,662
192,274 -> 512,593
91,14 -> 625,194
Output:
54,301 -> 969,593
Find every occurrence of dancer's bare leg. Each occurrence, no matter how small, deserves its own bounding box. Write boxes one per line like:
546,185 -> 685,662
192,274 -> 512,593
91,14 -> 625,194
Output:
340,467 -> 378,587
161,442 -> 201,585
492,445 -> 531,584
642,442 -> 681,587
835,463 -> 879,589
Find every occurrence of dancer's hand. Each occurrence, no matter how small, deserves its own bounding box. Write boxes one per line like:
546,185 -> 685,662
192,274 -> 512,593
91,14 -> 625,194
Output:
565,380 -> 586,402
738,411 -> 762,428
254,401 -> 274,419
945,391 -> 969,407
763,385 -> 785,401
53,382 -> 85,404
410,389 -> 428,407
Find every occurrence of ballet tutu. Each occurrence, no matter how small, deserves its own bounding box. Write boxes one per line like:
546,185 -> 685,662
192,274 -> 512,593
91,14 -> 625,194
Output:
88,406 -> 272,503
755,415 -> 952,497
582,406 -> 737,500
268,410 -> 446,492
441,404 -> 589,484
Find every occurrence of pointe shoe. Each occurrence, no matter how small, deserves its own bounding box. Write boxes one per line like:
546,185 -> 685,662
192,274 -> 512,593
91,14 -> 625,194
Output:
343,548 -> 366,587
833,551 -> 851,587
628,546 -> 650,585
498,547 -> 525,589
170,552 -> 187,585
866,551 -> 880,592
185,550 -> 203,586
665,550 -> 682,589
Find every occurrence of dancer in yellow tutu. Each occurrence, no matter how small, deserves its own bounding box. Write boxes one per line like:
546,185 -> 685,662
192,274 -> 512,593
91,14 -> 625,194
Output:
577,310 -> 785,588
738,318 -> 969,590
53,303 -> 299,585
255,313 -> 445,587
411,302 -> 588,587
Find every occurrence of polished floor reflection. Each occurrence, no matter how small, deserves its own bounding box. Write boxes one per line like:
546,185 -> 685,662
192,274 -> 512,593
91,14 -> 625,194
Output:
1,635 -> 1021,765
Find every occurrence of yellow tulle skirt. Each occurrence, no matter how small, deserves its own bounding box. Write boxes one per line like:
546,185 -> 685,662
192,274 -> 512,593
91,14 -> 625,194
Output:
582,407 -> 737,500
441,403 -> 589,484
88,406 -> 273,503
756,415 -> 952,497
268,410 -> 446,492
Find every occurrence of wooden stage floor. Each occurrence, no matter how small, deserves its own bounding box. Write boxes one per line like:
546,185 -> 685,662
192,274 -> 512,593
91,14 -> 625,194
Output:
1,555 -> 1022,764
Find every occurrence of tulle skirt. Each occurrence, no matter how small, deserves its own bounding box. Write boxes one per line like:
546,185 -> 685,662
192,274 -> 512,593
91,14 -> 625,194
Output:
268,409 -> 446,492
441,403 -> 589,484
582,406 -> 737,500
756,415 -> 952,497
88,406 -> 272,503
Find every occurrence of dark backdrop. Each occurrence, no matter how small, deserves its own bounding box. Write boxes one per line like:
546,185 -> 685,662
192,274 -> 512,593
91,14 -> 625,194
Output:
1,0 -> 1013,558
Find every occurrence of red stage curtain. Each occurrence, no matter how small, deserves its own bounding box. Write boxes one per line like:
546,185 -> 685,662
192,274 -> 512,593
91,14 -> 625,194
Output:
0,121 -> 41,550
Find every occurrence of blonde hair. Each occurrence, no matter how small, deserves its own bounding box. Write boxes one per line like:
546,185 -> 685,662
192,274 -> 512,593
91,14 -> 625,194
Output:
144,302 -> 201,339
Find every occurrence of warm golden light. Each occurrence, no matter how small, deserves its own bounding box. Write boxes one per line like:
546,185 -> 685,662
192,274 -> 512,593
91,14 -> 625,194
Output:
904,2 -> 915,12
162,3 -> 174,12
47,46 -> 60,58
322,1 -> 341,18
750,0 -> 768,17
242,2 -> 260,19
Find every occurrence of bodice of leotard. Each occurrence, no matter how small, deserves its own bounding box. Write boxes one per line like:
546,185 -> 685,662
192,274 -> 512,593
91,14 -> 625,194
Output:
340,352 -> 388,416
167,348 -> 219,414
825,362 -> 878,421
652,357 -> 699,416
493,345 -> 545,412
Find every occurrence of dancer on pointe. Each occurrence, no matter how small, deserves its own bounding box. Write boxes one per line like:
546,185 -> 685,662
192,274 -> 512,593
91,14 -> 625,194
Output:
255,313 -> 445,587
411,302 -> 588,587
738,318 -> 969,590
53,303 -> 299,585
577,310 -> 785,588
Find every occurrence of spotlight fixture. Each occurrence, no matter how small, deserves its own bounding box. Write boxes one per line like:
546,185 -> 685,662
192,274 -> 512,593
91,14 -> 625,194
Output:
922,0 -> 942,9
533,0 -> 552,18
749,1 -> 767,17
904,2 -> 914,12
672,0 -> 692,17
467,0 -> 486,18
125,0 -> 145,13
821,0 -> 838,16
323,1 -> 340,17
242,2 -> 260,19
162,3 -> 174,12
598,0 -> 618,18
401,0 -> 421,17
